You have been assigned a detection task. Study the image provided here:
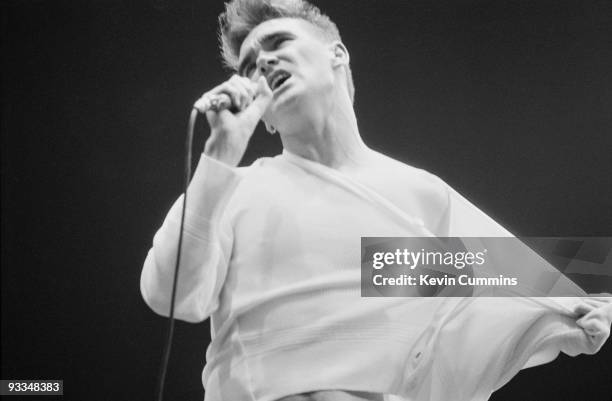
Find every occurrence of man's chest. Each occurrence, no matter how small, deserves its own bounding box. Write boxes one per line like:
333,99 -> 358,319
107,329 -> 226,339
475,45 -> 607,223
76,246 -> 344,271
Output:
226,169 -> 438,269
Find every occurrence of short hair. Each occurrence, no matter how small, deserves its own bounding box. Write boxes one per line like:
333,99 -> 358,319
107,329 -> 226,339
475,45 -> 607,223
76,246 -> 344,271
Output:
218,0 -> 355,102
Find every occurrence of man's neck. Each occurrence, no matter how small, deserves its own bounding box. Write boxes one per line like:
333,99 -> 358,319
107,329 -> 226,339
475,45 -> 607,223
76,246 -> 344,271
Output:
279,91 -> 370,171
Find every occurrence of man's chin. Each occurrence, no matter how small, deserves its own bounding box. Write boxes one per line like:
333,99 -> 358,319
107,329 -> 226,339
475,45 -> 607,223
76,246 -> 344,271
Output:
270,88 -> 301,115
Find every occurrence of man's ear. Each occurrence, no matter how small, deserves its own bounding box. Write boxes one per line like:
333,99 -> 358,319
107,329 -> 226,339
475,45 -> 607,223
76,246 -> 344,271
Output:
330,41 -> 349,68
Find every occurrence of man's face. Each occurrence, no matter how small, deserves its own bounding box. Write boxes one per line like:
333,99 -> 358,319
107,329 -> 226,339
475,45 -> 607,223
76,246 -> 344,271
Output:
238,18 -> 337,123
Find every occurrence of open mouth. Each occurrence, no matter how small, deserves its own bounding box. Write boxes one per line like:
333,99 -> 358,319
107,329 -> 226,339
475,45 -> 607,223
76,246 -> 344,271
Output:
268,71 -> 291,91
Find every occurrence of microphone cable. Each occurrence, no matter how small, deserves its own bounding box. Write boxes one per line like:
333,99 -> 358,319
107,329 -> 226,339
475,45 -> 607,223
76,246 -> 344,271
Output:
156,107 -> 199,401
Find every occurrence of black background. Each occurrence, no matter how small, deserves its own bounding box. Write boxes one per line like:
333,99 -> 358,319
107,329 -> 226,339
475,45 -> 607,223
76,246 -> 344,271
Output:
2,0 -> 611,400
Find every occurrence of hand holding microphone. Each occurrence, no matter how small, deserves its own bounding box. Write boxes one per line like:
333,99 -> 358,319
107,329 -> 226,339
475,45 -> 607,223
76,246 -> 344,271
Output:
194,93 -> 233,112
195,75 -> 273,167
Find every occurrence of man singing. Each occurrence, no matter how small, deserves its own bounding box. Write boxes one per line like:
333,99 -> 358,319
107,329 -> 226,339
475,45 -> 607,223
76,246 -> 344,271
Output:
141,1 -> 612,400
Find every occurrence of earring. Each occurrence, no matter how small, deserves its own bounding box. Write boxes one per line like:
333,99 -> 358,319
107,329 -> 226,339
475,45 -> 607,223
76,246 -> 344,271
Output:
265,123 -> 277,135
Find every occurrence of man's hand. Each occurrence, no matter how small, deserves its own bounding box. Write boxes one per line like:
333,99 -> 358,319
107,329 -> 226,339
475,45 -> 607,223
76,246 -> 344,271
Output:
574,296 -> 612,354
196,75 -> 273,166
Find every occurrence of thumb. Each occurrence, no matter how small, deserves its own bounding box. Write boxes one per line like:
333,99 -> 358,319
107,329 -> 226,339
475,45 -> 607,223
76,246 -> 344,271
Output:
577,316 -> 610,353
242,76 -> 273,126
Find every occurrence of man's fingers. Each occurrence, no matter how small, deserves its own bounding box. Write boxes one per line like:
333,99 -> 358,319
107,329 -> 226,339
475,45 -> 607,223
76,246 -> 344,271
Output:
230,75 -> 256,99
222,81 -> 250,110
577,315 -> 610,349
197,78 -> 250,112
226,75 -> 258,110
574,302 -> 594,317
241,76 -> 273,126
574,300 -> 612,354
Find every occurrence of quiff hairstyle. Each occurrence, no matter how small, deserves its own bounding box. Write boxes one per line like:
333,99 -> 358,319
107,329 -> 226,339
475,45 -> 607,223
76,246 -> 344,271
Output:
218,0 -> 355,102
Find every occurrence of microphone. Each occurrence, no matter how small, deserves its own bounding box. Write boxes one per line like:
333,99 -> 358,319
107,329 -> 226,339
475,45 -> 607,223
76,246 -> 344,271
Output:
193,93 -> 233,113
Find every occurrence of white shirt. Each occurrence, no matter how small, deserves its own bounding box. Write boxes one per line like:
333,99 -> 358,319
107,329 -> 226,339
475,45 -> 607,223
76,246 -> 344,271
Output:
141,150 -> 610,401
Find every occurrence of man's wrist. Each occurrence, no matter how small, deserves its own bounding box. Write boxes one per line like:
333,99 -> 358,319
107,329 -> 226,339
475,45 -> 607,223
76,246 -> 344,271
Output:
203,139 -> 241,167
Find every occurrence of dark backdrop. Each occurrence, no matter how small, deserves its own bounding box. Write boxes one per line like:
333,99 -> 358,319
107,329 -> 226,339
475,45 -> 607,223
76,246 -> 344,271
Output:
2,1 -> 611,400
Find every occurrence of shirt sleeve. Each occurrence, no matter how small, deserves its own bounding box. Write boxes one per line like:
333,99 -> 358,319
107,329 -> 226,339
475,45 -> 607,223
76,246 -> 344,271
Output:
410,181 -> 611,400
140,155 -> 242,323
436,182 -> 611,383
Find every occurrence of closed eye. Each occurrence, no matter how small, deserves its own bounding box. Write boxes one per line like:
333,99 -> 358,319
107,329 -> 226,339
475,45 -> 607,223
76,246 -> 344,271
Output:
272,36 -> 289,49
263,32 -> 294,51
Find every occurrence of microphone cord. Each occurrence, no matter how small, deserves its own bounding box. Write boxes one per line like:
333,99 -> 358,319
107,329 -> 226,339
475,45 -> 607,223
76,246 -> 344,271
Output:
156,108 -> 199,401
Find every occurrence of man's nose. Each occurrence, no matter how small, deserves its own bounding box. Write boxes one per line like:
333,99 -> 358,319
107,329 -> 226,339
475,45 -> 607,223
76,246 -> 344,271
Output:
256,53 -> 278,75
